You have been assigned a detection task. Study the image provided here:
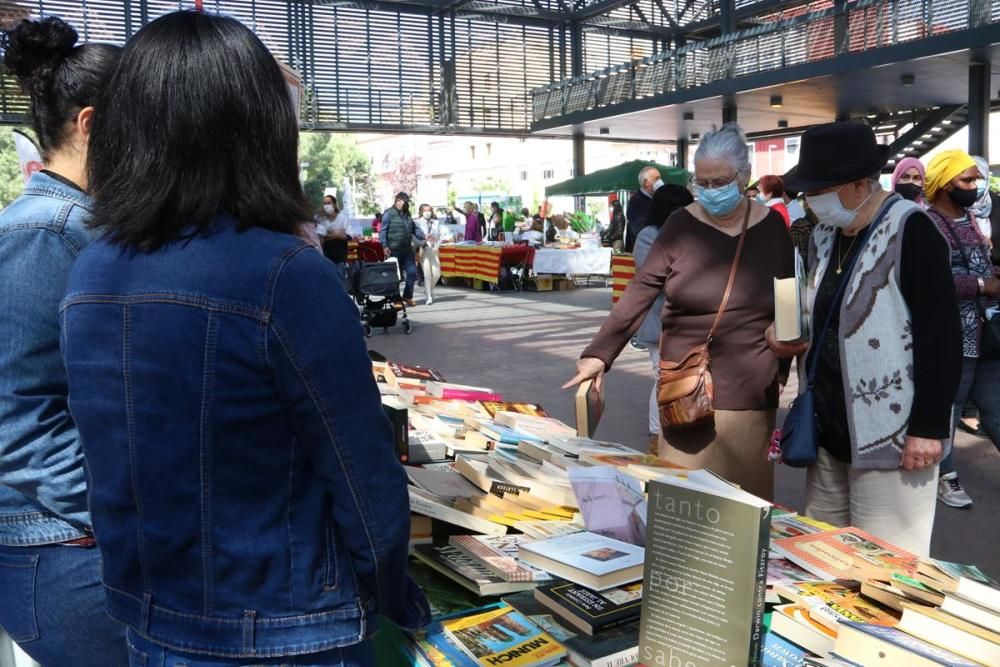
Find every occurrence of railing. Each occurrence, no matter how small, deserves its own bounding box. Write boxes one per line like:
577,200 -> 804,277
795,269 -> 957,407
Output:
531,0 -> 999,123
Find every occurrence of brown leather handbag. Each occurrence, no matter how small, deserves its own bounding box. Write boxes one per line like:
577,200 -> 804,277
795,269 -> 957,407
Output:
657,204 -> 751,429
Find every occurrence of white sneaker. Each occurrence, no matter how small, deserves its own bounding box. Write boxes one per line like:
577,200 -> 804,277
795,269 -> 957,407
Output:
425,297 -> 434,306
938,471 -> 973,508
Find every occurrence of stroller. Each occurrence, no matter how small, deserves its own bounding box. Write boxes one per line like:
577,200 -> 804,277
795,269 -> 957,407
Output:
352,245 -> 412,337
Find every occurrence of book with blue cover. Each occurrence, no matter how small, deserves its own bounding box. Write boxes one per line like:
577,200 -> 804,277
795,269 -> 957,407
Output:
834,621 -> 981,666
762,631 -> 814,667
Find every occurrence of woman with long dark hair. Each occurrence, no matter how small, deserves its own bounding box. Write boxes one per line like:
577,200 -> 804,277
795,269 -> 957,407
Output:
61,11 -> 428,665
0,17 -> 126,666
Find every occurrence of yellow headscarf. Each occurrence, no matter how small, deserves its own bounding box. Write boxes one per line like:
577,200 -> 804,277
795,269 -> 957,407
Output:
925,150 -> 976,203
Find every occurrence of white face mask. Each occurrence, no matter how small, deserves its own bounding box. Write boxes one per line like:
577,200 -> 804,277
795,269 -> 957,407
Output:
652,178 -> 665,192
806,184 -> 877,229
422,211 -> 432,220
322,204 -> 335,215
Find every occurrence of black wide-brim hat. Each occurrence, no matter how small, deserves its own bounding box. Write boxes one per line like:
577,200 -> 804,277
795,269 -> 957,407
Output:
784,121 -> 890,193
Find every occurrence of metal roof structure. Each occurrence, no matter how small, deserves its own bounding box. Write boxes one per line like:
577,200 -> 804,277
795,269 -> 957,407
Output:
1,0 -> 842,135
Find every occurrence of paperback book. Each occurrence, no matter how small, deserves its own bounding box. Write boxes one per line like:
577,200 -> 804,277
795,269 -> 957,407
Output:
412,544 -> 538,597
533,580 -> 642,635
771,526 -> 918,581
517,531 -> 644,591
638,470 -> 772,667
441,603 -> 567,667
834,621 -> 981,667
503,590 -> 640,667
448,534 -> 553,583
568,466 -> 647,547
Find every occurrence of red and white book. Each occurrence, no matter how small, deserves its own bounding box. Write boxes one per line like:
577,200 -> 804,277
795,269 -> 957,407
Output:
771,526 -> 918,581
448,534 -> 553,583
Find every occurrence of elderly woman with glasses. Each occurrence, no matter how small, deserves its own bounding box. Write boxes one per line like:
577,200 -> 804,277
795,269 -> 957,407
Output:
565,123 -> 793,501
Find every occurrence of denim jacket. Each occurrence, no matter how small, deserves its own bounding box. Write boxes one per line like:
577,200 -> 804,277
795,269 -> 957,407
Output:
0,171 -> 95,546
60,218 -> 429,658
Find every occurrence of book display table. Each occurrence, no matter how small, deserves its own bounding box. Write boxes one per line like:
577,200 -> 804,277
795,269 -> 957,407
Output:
610,253 -> 635,304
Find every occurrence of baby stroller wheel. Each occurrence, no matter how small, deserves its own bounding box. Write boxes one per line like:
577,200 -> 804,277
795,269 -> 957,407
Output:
363,324 -> 372,338
404,320 -> 413,335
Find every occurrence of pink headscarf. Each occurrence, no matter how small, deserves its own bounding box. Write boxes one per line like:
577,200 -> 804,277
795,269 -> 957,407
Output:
891,157 -> 926,206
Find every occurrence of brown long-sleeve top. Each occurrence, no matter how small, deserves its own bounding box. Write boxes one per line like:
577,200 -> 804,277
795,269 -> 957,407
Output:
582,207 -> 794,411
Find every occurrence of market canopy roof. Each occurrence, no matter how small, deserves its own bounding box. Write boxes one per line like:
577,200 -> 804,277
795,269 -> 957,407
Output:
545,160 -> 689,197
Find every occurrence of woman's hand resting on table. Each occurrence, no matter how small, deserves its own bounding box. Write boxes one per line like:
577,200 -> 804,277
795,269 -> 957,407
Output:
765,322 -> 809,359
563,357 -> 606,391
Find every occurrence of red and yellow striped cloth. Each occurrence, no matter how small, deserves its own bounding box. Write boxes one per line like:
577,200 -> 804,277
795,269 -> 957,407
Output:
611,254 -> 635,304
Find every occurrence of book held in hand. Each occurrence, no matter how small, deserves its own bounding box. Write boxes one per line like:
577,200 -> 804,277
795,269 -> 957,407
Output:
517,531 -> 644,592
575,378 -> 605,438
638,470 -> 772,667
533,580 -> 641,635
773,247 -> 810,343
441,603 -> 568,667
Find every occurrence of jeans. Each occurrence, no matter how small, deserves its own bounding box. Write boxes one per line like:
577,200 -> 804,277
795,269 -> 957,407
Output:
940,356 -> 1000,474
396,251 -> 417,300
0,543 -> 127,667
126,629 -> 373,667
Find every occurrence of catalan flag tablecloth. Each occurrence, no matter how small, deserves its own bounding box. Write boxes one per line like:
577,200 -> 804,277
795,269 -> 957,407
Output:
611,254 -> 635,304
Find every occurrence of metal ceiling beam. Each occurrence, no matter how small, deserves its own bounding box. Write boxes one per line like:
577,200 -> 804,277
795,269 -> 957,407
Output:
573,0 -> 638,20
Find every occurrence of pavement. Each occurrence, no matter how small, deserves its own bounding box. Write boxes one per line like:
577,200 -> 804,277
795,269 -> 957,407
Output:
366,281 -> 1000,580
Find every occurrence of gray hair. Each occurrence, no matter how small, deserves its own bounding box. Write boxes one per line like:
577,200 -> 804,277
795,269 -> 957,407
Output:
638,165 -> 659,186
694,123 -> 751,177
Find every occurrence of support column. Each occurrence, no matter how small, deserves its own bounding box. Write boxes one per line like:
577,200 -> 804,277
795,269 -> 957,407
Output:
722,94 -> 737,125
968,61 -> 990,161
719,0 -> 736,34
676,139 -> 689,171
573,132 -> 586,212
569,20 -> 586,213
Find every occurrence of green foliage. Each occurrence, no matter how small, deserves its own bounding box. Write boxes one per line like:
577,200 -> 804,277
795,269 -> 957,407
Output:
990,175 -> 1000,194
568,211 -> 596,234
0,127 -> 29,208
298,132 -> 379,215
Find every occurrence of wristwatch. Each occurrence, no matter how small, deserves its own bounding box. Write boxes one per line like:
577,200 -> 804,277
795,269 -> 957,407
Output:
978,277 -> 986,294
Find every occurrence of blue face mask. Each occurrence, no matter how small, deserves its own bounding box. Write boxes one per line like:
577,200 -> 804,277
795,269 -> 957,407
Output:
977,183 -> 988,199
697,181 -> 743,217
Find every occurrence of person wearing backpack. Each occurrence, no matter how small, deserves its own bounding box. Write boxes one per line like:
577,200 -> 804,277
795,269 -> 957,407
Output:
380,191 -> 424,306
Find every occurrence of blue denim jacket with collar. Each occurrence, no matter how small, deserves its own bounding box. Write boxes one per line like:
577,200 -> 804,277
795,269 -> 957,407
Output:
60,217 -> 429,658
0,171 -> 95,546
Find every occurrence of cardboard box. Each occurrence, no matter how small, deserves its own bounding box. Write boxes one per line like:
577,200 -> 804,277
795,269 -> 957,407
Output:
527,275 -> 554,291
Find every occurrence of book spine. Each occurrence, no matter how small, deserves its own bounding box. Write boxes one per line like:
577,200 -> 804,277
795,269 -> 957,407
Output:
748,512 -> 772,667
381,402 -> 409,462
444,391 -> 503,402
449,538 -> 529,583
592,648 -> 640,667
408,489 -> 505,536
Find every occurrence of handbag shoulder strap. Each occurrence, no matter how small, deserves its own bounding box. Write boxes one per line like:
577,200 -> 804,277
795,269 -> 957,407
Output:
805,200 -> 893,383
707,201 -> 753,343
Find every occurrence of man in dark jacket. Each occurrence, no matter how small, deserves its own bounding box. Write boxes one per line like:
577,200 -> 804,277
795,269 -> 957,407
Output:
625,165 -> 662,252
379,191 -> 424,306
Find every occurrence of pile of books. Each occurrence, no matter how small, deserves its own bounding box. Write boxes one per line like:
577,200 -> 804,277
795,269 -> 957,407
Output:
375,354 -> 1000,667
763,518 -> 1000,666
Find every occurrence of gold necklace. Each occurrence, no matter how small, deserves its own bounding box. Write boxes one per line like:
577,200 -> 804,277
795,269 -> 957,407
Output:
835,232 -> 858,275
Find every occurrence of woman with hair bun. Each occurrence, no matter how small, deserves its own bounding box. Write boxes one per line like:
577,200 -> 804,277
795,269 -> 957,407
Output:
0,16 -> 126,667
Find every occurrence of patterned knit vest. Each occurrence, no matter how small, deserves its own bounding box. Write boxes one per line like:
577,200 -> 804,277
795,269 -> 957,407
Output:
807,196 -> 951,469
